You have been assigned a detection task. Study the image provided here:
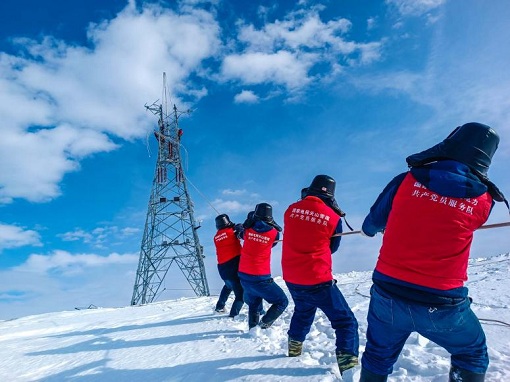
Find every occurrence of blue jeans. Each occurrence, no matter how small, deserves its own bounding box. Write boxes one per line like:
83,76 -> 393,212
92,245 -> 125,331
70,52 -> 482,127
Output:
240,275 -> 289,328
217,257 -> 244,317
224,279 -> 244,317
362,284 -> 488,376
215,284 -> 232,310
286,280 -> 359,356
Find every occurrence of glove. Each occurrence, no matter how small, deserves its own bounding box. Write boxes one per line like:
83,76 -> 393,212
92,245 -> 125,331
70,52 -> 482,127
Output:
360,229 -> 374,237
234,223 -> 244,238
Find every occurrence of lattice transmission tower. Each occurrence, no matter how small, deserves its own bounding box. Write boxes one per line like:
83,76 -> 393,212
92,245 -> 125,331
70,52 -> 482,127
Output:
131,74 -> 210,305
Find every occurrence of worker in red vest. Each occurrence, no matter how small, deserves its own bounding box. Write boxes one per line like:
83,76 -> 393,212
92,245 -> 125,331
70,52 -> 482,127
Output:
360,122 -> 508,382
213,214 -> 244,317
282,175 -> 359,377
238,203 -> 288,330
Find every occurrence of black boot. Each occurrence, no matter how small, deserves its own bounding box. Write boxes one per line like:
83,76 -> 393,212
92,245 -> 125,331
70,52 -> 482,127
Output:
359,367 -> 388,382
449,365 -> 485,381
248,312 -> 260,329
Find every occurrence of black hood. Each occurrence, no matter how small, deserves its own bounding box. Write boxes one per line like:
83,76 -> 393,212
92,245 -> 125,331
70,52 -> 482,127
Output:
406,122 -> 499,180
406,122 -> 507,206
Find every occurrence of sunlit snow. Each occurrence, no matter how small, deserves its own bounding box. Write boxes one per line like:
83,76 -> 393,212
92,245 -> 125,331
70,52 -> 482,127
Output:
1,254 -> 509,381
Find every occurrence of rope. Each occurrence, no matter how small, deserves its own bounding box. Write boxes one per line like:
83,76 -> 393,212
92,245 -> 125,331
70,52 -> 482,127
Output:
328,221 -> 510,238
333,230 -> 362,237
186,175 -> 220,215
477,221 -> 510,230
479,318 -> 510,327
275,229 -> 360,242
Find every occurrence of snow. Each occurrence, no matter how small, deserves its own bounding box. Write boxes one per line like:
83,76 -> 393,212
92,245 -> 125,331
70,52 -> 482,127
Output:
1,254 -> 509,382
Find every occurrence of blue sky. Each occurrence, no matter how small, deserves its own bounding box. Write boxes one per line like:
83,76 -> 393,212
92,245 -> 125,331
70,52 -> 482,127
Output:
0,0 -> 509,320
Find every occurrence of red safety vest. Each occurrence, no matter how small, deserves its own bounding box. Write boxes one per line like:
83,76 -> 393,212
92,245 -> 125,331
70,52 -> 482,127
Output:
376,173 -> 492,290
214,227 -> 242,265
282,196 -> 341,285
238,227 -> 278,276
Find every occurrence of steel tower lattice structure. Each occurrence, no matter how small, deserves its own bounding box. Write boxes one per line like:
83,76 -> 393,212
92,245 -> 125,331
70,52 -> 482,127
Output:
131,78 -> 210,305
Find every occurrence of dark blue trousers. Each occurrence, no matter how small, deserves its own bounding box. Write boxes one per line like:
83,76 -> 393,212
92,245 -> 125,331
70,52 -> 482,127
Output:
362,284 -> 488,375
286,280 -> 359,356
217,257 -> 244,317
215,284 -> 232,310
240,275 -> 288,328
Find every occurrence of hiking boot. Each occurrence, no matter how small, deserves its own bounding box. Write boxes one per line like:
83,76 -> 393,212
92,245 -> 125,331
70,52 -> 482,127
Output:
288,338 -> 303,357
360,367 -> 388,382
259,319 -> 275,329
449,365 -> 485,382
248,312 -> 260,329
336,351 -> 359,375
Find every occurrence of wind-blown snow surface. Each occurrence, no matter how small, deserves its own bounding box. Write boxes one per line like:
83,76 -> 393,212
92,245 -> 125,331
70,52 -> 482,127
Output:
1,254 -> 509,382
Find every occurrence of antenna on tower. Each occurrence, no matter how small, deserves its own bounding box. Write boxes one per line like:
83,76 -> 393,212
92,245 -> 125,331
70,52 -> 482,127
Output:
131,73 -> 210,306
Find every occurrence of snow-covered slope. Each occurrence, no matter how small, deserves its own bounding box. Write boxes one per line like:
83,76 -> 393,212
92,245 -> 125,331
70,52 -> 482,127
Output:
1,254 -> 509,381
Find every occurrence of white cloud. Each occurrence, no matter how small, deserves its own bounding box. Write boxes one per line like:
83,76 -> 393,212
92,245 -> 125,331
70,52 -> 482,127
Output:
221,189 -> 249,196
211,199 -> 254,214
58,225 -> 141,248
0,223 -> 42,251
0,2 -> 396,208
221,9 -> 383,92
0,124 -> 117,203
237,14 -> 352,52
210,188 -> 279,217
16,250 -> 138,275
367,17 -> 377,31
350,70 -> 420,95
0,2 -> 221,205
357,41 -> 384,65
354,2 -> 510,141
58,229 -> 94,243
234,90 -> 259,104
0,3 -> 388,205
221,51 -> 314,90
120,227 -> 141,236
0,250 -> 139,317
386,0 -> 446,16
212,189 -> 265,214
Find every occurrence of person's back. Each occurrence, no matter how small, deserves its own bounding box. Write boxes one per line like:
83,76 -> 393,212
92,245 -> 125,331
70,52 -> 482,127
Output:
238,203 -> 288,330
282,195 -> 341,285
374,161 -> 493,290
239,219 -> 278,276
214,225 -> 242,265
360,122 -> 508,382
281,175 -> 359,378
213,214 -> 244,317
